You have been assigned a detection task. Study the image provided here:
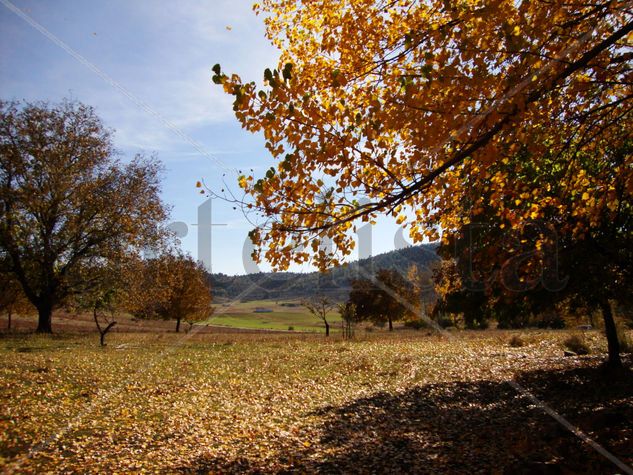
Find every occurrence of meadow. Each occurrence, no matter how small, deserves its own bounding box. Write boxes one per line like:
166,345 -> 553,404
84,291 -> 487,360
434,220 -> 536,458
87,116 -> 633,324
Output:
208,299 -> 341,332
1,328 -> 631,473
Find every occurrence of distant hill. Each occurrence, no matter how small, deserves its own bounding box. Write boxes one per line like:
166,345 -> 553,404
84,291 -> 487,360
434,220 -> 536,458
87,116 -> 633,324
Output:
209,244 -> 439,302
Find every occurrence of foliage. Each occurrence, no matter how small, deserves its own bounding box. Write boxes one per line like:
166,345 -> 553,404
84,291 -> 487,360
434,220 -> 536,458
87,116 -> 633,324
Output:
432,259 -> 489,329
213,0 -> 631,272
432,132 -> 632,364
349,268 -> 416,331
0,99 -> 168,333
0,271 -> 33,330
125,253 -> 213,332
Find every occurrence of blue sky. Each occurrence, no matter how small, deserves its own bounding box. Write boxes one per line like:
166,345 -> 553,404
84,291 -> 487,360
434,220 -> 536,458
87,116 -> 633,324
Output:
0,0 -> 409,274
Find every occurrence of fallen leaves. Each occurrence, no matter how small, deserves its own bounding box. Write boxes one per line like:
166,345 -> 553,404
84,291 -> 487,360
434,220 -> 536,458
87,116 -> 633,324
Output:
0,331 -> 630,473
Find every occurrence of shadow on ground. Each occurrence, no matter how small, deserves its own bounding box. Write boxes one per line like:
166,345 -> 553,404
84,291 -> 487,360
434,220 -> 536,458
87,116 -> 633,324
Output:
187,360 -> 632,474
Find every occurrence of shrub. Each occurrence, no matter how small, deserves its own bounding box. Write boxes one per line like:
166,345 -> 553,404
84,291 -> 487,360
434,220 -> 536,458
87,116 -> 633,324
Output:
617,324 -> 631,353
564,334 -> 590,355
509,335 -> 526,348
537,314 -> 566,329
287,326 -> 294,331
404,319 -> 430,330
436,316 -> 453,329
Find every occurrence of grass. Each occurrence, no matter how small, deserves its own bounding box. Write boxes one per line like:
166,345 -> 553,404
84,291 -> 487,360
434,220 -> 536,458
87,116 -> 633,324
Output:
207,299 -> 341,332
0,329 -> 631,473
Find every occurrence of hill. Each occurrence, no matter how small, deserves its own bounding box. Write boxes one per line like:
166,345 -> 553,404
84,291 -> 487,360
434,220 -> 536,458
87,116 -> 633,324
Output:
209,244 -> 439,302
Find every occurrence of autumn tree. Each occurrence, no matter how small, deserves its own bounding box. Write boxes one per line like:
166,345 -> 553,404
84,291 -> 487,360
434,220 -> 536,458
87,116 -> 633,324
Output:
432,259 -> 489,329
433,131 -> 632,365
214,1 -> 631,365
406,263 -> 434,323
0,99 -> 168,333
0,271 -> 32,331
349,269 -> 415,331
125,253 -> 212,332
302,295 -> 335,336
216,0 -> 630,266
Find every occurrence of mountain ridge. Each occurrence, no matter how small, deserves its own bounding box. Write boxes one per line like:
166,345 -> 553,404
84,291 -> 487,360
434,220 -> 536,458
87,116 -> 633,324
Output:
209,243 -> 439,301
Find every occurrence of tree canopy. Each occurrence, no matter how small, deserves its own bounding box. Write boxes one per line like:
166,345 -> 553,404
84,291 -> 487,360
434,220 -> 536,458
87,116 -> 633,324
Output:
0,99 -> 169,332
215,0 -> 632,270
125,253 -> 213,332
349,269 -> 416,331
432,134 -> 632,364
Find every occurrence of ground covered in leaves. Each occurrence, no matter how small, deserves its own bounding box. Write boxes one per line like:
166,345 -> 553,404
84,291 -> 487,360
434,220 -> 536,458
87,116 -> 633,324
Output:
0,330 -> 631,473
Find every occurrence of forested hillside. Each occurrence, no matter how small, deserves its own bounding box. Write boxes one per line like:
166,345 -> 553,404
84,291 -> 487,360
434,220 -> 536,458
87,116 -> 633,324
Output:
209,244 -> 438,301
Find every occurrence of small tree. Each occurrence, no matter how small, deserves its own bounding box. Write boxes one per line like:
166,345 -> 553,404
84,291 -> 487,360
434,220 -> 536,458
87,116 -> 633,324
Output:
91,289 -> 118,347
0,271 -> 33,331
303,295 -> 335,337
125,253 -> 212,332
338,302 -> 358,340
73,264 -> 124,346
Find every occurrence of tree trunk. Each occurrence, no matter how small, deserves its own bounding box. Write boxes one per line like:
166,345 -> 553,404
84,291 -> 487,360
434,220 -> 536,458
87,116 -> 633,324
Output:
600,300 -> 622,369
388,317 -> 393,332
176,317 -> 181,333
36,303 -> 53,333
7,309 -> 12,331
100,322 -> 117,347
93,308 -> 116,347
324,320 -> 330,337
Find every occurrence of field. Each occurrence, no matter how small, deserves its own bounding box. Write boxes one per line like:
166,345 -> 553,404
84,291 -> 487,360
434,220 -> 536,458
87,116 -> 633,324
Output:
208,299 -> 341,332
1,328 -> 631,473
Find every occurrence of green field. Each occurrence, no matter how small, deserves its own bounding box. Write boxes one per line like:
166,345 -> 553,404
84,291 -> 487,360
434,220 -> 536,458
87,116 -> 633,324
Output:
0,330 -> 631,473
207,299 -> 342,332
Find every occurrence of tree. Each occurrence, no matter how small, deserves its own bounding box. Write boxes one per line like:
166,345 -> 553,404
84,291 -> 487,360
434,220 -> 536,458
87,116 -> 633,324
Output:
125,253 -> 213,332
406,263 -> 434,322
349,269 -> 415,331
72,263 -> 126,346
433,134 -> 632,366
0,99 -> 168,333
302,295 -> 335,336
0,271 -> 32,331
213,1 -> 631,273
338,301 -> 358,339
432,259 -> 489,330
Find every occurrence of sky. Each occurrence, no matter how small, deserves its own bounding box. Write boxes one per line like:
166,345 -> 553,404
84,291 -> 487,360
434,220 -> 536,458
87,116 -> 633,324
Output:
0,0 -> 410,275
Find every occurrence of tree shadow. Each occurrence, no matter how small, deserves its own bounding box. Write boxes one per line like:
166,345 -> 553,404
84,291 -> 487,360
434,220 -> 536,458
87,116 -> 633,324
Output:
187,362 -> 632,474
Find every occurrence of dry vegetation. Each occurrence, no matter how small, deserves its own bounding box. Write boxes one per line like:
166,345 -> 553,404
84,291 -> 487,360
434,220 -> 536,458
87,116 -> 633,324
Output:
1,329 -> 630,473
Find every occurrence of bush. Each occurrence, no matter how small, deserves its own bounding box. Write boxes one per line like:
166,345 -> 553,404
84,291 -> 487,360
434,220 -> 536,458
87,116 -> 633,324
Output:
617,324 -> 631,353
436,316 -> 454,329
287,326 -> 294,331
537,314 -> 566,329
508,335 -> 526,348
564,334 -> 590,355
404,319 -> 430,330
